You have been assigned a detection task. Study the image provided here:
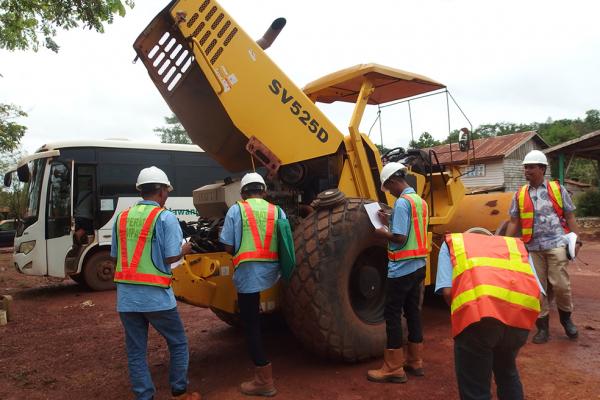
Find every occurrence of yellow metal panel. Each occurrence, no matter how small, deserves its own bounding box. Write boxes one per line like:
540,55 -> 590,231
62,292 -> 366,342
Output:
426,172 -> 466,226
171,258 -> 217,307
337,159 -> 360,198
347,79 -> 377,199
170,0 -> 343,165
433,192 -> 515,235
172,251 -> 281,314
303,63 -> 446,105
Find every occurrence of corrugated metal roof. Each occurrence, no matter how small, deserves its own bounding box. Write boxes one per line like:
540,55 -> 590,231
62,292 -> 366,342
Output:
427,131 -> 546,165
544,130 -> 600,159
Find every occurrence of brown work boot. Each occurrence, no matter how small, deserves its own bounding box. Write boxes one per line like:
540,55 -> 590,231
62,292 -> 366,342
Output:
403,342 -> 424,377
171,392 -> 201,400
240,363 -> 277,397
367,348 -> 408,383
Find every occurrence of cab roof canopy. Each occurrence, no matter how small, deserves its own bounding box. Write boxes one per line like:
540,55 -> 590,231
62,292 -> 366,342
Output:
303,63 -> 446,105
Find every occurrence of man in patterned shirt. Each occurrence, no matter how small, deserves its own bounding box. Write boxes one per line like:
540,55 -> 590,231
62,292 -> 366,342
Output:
506,150 -> 581,344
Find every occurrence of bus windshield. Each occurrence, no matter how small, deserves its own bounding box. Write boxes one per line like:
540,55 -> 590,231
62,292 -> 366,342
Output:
23,158 -> 46,228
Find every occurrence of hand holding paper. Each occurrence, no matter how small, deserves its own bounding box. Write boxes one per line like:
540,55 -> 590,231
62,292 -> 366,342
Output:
364,202 -> 387,230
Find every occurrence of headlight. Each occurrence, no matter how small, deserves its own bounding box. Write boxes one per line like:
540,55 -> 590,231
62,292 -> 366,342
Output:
18,240 -> 36,255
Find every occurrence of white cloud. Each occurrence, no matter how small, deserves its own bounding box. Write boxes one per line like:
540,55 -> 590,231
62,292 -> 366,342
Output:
1,0 -> 599,153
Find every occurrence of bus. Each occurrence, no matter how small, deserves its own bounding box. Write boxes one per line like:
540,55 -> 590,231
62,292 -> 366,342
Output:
4,139 -> 229,290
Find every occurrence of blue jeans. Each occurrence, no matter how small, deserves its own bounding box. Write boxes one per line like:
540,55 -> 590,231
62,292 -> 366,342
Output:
119,308 -> 189,400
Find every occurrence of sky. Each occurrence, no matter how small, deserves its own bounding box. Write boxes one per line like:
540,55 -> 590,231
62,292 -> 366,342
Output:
1,0 -> 599,155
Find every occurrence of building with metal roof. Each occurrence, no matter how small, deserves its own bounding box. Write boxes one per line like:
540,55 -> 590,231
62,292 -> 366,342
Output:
426,131 -> 548,193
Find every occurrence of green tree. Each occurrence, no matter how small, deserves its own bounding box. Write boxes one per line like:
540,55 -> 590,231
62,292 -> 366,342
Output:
0,0 -> 135,52
409,132 -> 441,149
442,129 -> 460,144
537,119 -> 580,146
576,189 -> 600,217
582,109 -> 600,132
1,1 -> 135,156
375,144 -> 393,155
155,114 -> 192,144
474,122 -> 536,137
0,103 -> 26,152
0,148 -> 27,219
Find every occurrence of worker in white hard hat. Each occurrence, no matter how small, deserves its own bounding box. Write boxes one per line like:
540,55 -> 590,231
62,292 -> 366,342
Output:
219,172 -> 285,396
110,166 -> 200,400
367,162 -> 429,384
506,150 -> 581,344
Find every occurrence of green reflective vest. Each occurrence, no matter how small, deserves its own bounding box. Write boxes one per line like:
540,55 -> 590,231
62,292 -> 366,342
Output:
114,204 -> 172,288
388,193 -> 429,261
233,198 -> 279,268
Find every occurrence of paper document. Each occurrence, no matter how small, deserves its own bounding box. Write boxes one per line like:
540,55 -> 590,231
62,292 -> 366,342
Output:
364,202 -> 387,230
562,232 -> 578,261
171,239 -> 188,270
170,259 -> 183,270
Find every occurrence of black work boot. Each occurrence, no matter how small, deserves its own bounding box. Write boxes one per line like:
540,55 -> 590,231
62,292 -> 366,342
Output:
558,310 -> 579,339
532,316 -> 549,344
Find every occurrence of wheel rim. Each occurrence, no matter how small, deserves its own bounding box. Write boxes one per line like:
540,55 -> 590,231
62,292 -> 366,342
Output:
349,246 -> 387,323
96,259 -> 114,282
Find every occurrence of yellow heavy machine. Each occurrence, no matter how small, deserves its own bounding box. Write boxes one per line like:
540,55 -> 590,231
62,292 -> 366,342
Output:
134,0 -> 512,361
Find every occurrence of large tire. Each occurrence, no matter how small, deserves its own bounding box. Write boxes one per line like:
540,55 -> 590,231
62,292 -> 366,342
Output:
69,273 -> 89,288
83,251 -> 116,291
283,198 -> 389,362
210,307 -> 287,331
210,307 -> 241,328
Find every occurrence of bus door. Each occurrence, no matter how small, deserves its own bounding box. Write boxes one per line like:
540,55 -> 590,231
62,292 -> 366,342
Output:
13,157 -> 52,276
73,165 -> 97,242
64,164 -> 98,275
46,160 -> 74,277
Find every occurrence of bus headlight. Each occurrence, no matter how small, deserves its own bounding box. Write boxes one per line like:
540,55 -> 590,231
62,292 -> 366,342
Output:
18,240 -> 36,255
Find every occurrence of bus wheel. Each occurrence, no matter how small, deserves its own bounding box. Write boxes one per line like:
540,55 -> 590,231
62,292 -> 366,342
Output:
83,251 -> 116,291
69,273 -> 89,288
282,198 -> 388,362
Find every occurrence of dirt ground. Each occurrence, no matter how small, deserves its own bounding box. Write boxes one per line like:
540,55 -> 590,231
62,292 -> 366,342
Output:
1,240 -> 600,400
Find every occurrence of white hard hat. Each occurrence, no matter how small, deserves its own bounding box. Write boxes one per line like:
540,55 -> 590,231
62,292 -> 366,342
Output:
136,166 -> 173,191
522,150 -> 548,166
240,172 -> 266,191
379,162 -> 408,191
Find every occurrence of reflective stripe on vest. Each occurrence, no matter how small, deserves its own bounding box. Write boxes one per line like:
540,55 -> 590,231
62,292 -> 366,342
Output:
388,193 -> 429,261
517,180 -> 569,243
232,199 -> 279,267
447,233 -> 540,337
113,205 -> 172,288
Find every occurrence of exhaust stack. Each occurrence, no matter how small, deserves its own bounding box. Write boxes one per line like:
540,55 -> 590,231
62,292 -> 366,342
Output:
256,18 -> 286,50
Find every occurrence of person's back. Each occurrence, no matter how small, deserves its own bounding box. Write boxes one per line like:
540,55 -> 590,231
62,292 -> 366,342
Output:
435,232 -> 542,400
111,166 -> 199,400
220,172 -> 282,397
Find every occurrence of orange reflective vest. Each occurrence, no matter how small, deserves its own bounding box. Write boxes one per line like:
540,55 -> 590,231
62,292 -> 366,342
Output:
517,180 -> 569,243
232,199 -> 279,268
447,232 -> 540,337
113,204 -> 172,288
388,193 -> 429,261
